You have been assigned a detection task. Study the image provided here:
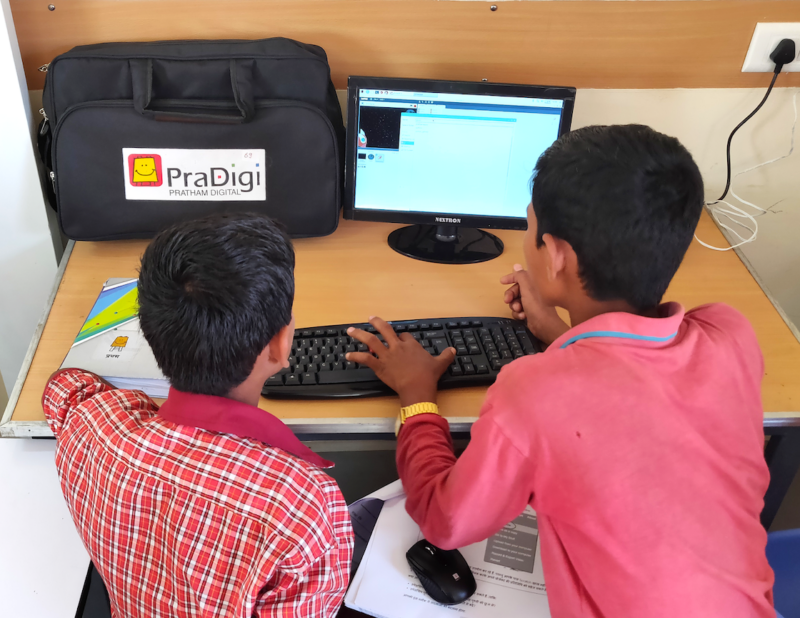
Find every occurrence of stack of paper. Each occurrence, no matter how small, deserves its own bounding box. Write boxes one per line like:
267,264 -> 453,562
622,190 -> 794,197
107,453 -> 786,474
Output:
61,279 -> 169,398
346,481 -> 551,618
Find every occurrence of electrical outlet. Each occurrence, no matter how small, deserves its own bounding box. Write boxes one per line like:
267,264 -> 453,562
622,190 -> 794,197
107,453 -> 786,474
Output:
742,23 -> 800,72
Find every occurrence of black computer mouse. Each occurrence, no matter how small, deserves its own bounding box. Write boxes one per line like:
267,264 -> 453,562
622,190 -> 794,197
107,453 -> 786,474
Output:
406,539 -> 477,605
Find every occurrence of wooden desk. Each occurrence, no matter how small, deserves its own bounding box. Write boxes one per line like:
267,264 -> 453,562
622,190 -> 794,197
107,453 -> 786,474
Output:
4,211 -> 800,435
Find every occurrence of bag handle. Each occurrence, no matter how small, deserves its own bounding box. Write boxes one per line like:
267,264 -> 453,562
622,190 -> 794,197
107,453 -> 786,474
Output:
130,59 -> 255,124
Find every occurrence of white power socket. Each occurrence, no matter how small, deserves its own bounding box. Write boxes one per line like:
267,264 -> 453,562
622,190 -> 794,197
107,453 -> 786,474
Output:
742,23 -> 800,72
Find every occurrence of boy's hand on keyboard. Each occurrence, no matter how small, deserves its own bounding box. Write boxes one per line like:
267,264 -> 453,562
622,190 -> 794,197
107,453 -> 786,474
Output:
501,264 -> 569,346
346,317 -> 456,407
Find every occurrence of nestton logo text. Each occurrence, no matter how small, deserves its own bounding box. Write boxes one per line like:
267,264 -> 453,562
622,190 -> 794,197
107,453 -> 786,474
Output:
435,217 -> 461,223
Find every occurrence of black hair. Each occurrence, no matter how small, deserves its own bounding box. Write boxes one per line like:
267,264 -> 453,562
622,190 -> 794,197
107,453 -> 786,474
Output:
138,212 -> 295,396
531,124 -> 704,311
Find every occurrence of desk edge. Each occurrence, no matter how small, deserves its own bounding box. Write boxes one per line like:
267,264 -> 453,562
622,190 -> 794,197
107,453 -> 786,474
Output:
733,244 -> 800,343
0,241 -> 74,434
3,413 -> 799,439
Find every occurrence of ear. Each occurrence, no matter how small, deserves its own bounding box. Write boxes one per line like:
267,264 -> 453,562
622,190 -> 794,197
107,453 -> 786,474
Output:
542,233 -> 570,281
267,316 -> 296,368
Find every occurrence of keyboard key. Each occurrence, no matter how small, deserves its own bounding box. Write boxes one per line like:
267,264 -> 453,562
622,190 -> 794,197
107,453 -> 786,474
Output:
501,350 -> 512,359
458,321 -> 470,327
394,324 -> 406,332
446,321 -> 458,328
476,363 -> 489,374
491,358 -> 513,371
463,363 -> 476,375
326,329 -> 337,336
357,343 -> 368,352
432,338 -> 449,354
346,344 -> 356,353
424,330 -> 445,339
314,329 -> 325,337
488,350 -> 500,360
319,363 -> 331,371
419,323 -> 431,331
449,364 -> 463,376
300,373 -> 317,385
430,322 -> 442,329
465,336 -> 477,345
345,361 -> 357,370
285,373 -> 300,385
266,375 -> 283,386
407,324 -> 419,331
470,320 -> 482,327
318,368 -> 378,384
456,345 -> 468,356
333,361 -> 346,371
412,332 -> 423,340
513,350 -> 524,359
468,344 -> 481,355
517,333 -> 537,354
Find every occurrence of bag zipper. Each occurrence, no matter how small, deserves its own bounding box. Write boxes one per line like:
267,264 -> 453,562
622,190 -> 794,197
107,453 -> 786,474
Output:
45,48 -> 329,125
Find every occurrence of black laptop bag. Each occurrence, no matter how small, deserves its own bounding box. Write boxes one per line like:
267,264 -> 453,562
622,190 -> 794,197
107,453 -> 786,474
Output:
38,38 -> 344,240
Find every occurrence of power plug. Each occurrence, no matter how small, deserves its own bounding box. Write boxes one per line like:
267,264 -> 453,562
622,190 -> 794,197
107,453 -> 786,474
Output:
770,38 -> 797,73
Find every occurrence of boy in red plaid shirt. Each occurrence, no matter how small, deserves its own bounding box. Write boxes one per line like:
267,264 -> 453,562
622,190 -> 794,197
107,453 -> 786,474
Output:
43,213 -> 353,618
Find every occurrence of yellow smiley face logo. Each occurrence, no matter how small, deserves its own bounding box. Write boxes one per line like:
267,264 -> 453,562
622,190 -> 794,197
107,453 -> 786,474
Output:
132,157 -> 158,183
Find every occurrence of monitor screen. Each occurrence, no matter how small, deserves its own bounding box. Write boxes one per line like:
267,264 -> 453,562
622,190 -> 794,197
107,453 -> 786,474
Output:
344,77 -> 575,229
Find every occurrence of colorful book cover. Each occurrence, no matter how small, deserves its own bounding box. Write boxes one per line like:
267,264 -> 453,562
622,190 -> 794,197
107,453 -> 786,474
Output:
73,279 -> 139,346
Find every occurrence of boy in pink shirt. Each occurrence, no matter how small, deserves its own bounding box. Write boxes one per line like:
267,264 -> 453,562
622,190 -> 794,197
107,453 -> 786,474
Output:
346,125 -> 775,617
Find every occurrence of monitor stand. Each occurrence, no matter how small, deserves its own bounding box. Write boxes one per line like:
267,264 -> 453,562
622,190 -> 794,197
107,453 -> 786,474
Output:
387,225 -> 504,264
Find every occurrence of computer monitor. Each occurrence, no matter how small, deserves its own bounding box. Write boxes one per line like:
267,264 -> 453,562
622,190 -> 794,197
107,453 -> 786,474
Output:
343,76 -> 576,264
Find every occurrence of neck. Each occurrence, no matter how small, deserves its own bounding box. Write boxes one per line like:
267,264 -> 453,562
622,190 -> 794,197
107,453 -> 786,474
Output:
226,372 -> 269,407
567,298 -> 658,328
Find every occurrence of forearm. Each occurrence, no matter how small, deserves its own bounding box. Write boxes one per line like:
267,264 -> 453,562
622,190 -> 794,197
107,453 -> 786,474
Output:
397,413 -> 532,550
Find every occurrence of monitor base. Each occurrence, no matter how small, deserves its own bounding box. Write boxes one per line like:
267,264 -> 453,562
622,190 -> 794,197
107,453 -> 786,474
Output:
387,225 -> 504,264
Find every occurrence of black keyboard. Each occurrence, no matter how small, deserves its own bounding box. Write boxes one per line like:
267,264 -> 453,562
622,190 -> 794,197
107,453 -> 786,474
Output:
261,317 -> 542,399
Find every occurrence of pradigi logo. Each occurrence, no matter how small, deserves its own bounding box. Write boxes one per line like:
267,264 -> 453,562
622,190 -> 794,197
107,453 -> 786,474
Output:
128,154 -> 163,187
122,148 -> 266,202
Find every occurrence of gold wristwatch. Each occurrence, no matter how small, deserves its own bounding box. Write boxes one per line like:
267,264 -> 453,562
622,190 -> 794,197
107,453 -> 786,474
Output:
396,402 -> 440,436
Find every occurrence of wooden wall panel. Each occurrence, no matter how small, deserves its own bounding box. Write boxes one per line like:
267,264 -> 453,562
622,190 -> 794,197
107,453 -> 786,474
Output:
11,0 -> 800,91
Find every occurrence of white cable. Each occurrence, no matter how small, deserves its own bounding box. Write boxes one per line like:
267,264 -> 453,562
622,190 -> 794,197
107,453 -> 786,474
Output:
696,91 -> 798,251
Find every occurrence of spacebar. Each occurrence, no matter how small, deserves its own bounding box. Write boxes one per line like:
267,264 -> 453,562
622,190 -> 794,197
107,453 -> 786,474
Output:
317,369 -> 379,384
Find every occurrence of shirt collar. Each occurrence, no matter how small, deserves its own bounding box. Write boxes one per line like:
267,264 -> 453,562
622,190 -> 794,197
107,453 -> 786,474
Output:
157,388 -> 333,469
550,302 -> 686,351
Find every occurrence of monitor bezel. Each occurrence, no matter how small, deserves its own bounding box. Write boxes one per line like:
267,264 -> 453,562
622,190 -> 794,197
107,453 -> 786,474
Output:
343,76 -> 576,231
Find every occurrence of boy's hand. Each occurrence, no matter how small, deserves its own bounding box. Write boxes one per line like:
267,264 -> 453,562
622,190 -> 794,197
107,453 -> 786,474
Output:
501,264 -> 569,346
346,317 -> 456,407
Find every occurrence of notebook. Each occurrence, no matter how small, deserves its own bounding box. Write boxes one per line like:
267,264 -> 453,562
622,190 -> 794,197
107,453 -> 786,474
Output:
60,278 -> 169,398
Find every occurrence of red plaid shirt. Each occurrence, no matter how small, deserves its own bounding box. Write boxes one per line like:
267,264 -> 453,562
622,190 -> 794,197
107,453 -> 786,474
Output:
43,369 -> 353,618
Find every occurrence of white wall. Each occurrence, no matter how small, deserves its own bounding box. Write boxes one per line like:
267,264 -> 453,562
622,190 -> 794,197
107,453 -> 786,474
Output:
0,0 -> 58,401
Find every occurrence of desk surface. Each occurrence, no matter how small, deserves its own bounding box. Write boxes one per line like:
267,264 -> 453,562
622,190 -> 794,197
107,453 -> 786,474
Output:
4,212 -> 800,436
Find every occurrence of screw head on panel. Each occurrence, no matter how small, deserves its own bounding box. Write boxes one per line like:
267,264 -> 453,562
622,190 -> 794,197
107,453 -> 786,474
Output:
490,5 -> 497,11
48,4 -> 55,10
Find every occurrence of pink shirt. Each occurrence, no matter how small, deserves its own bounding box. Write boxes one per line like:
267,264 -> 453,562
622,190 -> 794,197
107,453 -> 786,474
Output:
397,303 -> 774,618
